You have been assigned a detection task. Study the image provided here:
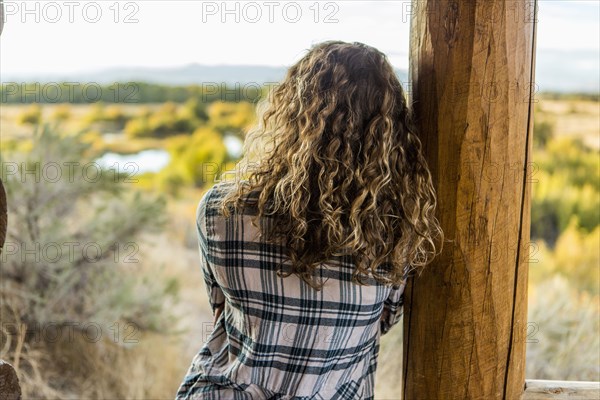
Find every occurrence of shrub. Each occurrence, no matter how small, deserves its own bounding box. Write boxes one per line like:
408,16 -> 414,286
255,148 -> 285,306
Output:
51,104 -> 72,122
125,101 -> 202,138
155,127 -> 227,194
533,117 -> 555,149
84,102 -> 130,128
0,124 -> 176,396
16,104 -> 43,125
207,100 -> 256,134
531,135 -> 600,244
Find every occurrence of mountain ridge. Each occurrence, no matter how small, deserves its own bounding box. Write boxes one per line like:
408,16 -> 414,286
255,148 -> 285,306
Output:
2,49 -> 597,93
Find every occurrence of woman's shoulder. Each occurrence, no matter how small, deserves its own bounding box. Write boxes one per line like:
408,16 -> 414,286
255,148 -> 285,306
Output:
198,179 -> 262,222
198,181 -> 228,211
196,181 -> 226,219
198,180 -> 250,214
202,180 -> 236,201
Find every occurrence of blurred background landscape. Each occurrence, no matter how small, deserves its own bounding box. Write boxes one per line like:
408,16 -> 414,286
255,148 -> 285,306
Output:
0,1 -> 598,398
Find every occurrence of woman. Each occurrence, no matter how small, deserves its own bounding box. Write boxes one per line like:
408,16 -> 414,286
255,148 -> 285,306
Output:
175,40 -> 443,400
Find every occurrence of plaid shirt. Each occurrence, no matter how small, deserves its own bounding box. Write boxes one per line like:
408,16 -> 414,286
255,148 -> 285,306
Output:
176,181 -> 407,400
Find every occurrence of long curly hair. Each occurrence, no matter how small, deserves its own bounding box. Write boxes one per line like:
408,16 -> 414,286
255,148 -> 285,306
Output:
217,40 -> 443,290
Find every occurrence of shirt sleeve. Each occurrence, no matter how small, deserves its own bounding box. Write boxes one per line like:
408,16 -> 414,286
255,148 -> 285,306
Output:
380,283 -> 405,335
379,264 -> 411,336
196,187 -> 226,317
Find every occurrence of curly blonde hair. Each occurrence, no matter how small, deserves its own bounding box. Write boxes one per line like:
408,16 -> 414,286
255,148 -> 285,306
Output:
218,40 -> 443,290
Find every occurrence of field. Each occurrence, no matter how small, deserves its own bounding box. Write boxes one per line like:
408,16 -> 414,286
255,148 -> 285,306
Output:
0,93 -> 598,398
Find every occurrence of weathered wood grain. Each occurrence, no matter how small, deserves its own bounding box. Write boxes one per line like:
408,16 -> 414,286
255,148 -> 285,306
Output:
523,379 -> 600,400
403,1 -> 538,399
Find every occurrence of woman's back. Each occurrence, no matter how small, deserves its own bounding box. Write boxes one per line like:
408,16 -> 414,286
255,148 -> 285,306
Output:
176,39 -> 442,399
176,181 -> 407,399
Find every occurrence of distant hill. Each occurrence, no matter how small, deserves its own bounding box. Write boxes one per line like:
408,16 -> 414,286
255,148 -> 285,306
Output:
1,49 -> 597,93
1,64 -> 408,88
534,49 -> 599,93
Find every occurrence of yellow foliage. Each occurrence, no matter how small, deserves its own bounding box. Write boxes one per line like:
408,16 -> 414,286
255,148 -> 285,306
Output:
16,104 -> 42,125
531,217 -> 600,295
80,130 -> 105,153
124,117 -> 151,138
154,127 -> 227,194
553,218 -> 600,294
51,104 -> 72,121
104,105 -> 127,122
207,100 -> 256,133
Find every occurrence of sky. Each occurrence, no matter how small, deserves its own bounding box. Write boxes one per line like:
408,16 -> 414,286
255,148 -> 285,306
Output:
0,0 -> 598,75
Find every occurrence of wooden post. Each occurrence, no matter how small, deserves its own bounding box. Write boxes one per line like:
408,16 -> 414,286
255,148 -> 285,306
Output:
0,360 -> 21,400
0,179 -> 6,255
402,1 -> 537,399
523,380 -> 600,400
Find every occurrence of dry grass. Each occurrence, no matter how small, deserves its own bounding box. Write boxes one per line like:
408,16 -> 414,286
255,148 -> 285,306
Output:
374,323 -> 404,399
0,188 -> 213,399
535,99 -> 600,149
526,275 -> 600,381
1,318 -> 188,399
136,192 -> 215,395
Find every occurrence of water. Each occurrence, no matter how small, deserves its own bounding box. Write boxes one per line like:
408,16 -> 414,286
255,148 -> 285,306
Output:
96,149 -> 170,174
95,135 -> 243,174
224,135 -> 243,158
